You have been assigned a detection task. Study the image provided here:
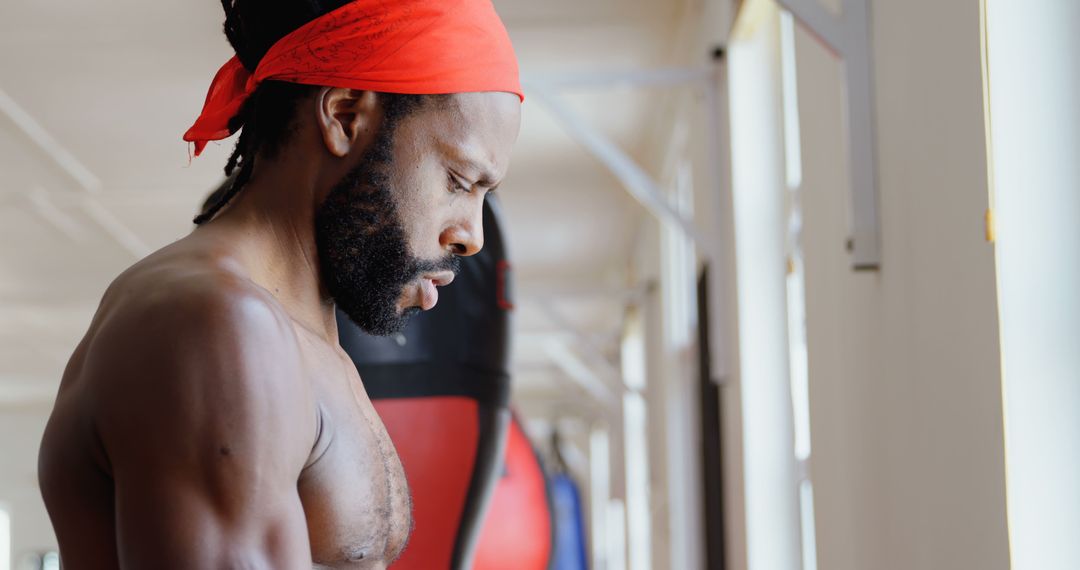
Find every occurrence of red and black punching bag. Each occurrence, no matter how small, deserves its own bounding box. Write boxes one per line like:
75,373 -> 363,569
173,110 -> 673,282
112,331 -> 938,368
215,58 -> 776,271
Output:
473,414 -> 553,570
337,196 -> 517,569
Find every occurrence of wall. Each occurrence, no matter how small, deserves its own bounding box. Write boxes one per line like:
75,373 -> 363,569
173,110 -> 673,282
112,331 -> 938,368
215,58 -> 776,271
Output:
0,406 -> 57,570
794,1 -> 1010,569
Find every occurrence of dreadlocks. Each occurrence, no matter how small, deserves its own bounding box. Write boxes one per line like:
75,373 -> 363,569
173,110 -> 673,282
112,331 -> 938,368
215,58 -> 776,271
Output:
194,0 -> 427,225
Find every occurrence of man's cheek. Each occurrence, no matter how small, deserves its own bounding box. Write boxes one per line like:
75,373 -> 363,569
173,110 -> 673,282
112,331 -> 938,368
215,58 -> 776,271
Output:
403,218 -> 438,259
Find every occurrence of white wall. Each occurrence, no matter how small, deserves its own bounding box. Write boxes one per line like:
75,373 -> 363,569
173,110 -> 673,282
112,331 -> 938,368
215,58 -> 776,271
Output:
793,1 -> 1010,569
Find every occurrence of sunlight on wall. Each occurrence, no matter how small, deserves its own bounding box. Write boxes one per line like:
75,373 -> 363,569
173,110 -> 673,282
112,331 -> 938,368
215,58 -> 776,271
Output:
780,10 -> 818,570
0,506 -> 9,570
780,11 -> 804,191
620,314 -> 652,570
661,161 -> 698,352
606,500 -> 627,570
622,393 -> 651,570
590,427 -> 611,570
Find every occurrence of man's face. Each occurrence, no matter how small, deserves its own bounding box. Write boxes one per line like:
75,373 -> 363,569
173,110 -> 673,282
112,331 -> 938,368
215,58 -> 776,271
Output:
315,92 -> 521,335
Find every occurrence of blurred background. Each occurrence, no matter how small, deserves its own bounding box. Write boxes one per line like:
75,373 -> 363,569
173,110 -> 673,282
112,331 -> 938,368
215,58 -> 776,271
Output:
1,0 -> 1077,569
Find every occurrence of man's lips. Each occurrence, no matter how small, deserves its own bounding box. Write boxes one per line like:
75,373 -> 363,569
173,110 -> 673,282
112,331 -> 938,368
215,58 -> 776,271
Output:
418,271 -> 455,310
427,271 -> 455,288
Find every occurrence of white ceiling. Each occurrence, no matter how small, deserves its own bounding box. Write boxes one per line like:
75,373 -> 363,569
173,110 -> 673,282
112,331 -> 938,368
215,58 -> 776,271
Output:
0,0 -> 689,407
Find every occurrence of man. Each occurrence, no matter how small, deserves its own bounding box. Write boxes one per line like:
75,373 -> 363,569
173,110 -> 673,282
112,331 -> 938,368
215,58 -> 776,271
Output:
37,0 -> 522,567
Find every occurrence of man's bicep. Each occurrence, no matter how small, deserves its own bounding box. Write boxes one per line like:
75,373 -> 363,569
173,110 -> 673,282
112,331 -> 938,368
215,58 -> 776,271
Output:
113,466 -> 311,569
90,286 -> 315,568
104,363 -> 314,570
104,365 -> 314,570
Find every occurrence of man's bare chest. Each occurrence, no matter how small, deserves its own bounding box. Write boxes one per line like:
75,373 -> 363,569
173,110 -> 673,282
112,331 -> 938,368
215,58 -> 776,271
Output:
294,335 -> 412,567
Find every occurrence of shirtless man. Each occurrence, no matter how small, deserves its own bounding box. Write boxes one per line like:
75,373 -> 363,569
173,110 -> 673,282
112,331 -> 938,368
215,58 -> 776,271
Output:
36,0 -> 522,567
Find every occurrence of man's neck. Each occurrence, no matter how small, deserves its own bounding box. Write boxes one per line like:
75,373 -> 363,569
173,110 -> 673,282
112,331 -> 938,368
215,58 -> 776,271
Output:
200,165 -> 340,343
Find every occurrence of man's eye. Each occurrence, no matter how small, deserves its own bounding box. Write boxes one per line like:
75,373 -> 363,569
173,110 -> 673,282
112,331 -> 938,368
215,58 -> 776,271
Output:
448,174 -> 471,194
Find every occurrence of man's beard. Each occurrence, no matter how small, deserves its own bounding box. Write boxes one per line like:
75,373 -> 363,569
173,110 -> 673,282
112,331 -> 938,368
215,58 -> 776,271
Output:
314,122 -> 460,336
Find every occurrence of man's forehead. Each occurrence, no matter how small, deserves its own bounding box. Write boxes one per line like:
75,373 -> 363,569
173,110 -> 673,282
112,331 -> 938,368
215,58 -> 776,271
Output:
435,137 -> 505,185
425,93 -> 520,180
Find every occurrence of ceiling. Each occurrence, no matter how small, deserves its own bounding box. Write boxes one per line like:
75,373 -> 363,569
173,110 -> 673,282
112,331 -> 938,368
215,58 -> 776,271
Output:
0,0 -> 691,409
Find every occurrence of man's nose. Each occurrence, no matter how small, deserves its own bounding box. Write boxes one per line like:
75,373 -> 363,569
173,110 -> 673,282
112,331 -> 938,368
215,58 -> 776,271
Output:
441,204 -> 485,256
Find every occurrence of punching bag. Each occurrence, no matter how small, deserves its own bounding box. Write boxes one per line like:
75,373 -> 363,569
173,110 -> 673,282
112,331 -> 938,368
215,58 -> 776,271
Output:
338,196 -> 514,569
473,415 -> 554,570
549,473 -> 588,570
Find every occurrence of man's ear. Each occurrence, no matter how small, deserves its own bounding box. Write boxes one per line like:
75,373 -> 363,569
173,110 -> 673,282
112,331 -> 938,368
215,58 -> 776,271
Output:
316,87 -> 379,158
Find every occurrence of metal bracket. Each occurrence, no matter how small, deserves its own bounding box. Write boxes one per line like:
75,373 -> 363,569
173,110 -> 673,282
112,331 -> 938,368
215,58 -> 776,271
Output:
525,66 -> 734,381
524,69 -> 712,249
531,297 -> 624,410
543,337 -> 620,408
776,0 -> 881,269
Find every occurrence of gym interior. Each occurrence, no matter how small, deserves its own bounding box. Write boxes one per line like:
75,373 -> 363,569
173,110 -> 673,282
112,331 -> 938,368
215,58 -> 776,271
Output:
1,0 -> 1077,569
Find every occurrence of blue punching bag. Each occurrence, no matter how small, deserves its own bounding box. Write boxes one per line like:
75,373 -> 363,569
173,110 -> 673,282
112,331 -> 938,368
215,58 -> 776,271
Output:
550,473 -> 588,570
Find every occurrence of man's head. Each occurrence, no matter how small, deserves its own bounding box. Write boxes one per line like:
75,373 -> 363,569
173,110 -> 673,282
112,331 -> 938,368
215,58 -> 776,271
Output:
198,1 -> 521,335
313,90 -> 519,335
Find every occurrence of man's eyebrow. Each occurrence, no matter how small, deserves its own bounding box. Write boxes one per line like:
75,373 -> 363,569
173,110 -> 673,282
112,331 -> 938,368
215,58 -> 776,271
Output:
461,158 -> 501,189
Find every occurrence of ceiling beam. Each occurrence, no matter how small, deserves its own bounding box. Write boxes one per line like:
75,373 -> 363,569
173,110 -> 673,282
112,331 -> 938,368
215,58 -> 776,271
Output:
0,88 -> 102,194
527,85 -> 708,247
535,298 -> 621,372
524,66 -> 713,90
543,337 -> 620,409
26,188 -> 89,243
0,89 -> 154,260
78,196 -> 152,259
518,281 -> 652,305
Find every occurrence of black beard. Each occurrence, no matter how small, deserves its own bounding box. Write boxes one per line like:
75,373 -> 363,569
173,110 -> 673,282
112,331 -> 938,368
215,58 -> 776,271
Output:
314,122 -> 459,336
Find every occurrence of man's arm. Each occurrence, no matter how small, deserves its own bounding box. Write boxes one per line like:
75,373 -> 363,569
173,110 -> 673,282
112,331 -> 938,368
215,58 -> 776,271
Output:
90,278 -> 315,569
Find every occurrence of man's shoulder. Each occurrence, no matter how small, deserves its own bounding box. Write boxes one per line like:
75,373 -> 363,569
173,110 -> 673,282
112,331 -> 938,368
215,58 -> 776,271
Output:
86,250 -> 302,391
105,248 -> 290,342
83,253 -> 313,452
73,249 -> 317,473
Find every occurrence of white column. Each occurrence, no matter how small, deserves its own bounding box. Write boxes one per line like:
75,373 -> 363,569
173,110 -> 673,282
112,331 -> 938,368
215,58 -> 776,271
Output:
0,506 -> 9,570
986,2 -> 1080,569
728,4 -> 803,570
590,427 -> 611,570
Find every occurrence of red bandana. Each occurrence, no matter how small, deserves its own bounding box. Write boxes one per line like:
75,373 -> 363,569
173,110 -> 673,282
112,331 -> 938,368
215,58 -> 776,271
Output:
184,0 -> 522,156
